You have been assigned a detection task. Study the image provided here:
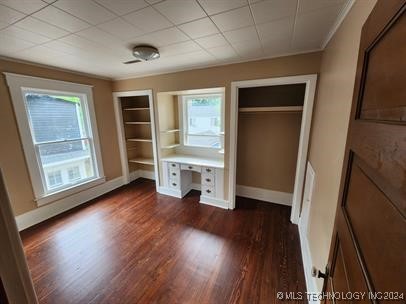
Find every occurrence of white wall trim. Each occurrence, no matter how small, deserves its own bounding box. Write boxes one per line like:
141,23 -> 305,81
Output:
236,185 -> 293,206
229,74 -> 318,225
321,0 -> 356,49
15,176 -> 124,231
157,186 -> 182,198
200,196 -> 229,209
299,225 -> 320,304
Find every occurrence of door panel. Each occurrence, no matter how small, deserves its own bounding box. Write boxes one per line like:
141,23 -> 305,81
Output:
325,1 -> 406,303
344,162 -> 406,294
360,11 -> 406,122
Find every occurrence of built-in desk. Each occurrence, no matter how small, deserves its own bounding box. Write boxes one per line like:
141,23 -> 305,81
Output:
160,155 -> 227,209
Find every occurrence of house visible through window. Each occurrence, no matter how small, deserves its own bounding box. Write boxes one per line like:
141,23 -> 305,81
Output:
68,166 -> 81,181
183,94 -> 223,148
47,170 -> 62,188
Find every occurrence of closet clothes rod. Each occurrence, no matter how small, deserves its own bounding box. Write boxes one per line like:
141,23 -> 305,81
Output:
239,106 -> 303,113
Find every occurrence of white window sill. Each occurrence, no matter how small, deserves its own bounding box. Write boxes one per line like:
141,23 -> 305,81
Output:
35,176 -> 106,207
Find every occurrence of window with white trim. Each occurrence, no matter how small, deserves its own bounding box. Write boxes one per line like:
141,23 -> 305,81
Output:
5,73 -> 104,206
182,94 -> 223,149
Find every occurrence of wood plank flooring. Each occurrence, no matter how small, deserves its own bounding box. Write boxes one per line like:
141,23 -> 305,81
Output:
21,179 -> 307,304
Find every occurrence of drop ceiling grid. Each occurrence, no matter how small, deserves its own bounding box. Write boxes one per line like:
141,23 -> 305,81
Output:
0,0 -> 350,79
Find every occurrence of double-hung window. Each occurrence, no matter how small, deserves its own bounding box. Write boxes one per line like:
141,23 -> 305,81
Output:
5,73 -> 104,206
182,94 -> 223,149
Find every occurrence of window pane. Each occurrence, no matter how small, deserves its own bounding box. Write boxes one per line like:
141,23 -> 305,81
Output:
187,96 -> 221,136
25,93 -> 85,143
186,135 -> 221,148
39,139 -> 95,192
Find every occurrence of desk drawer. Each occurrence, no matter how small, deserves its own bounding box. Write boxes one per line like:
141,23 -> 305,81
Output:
169,179 -> 180,189
202,167 -> 215,179
180,164 -> 201,173
202,174 -> 214,186
169,170 -> 180,180
202,185 -> 215,197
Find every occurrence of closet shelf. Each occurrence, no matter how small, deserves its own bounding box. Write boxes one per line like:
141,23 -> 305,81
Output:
128,158 -> 154,165
160,129 -> 180,133
161,144 -> 180,149
127,138 -> 152,142
123,107 -> 149,111
239,106 -> 303,113
125,121 -> 151,125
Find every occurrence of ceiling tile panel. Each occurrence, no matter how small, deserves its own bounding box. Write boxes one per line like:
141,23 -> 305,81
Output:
123,6 -> 172,33
160,40 -> 202,57
15,16 -> 70,39
33,5 -> 91,32
257,17 -> 294,43
154,0 -> 206,25
195,33 -> 229,49
223,26 -> 257,44
93,0 -> 149,16
1,25 -> 51,44
211,6 -> 253,32
298,0 -> 347,14
133,27 -> 189,47
0,33 -> 35,54
53,0 -> 116,25
0,0 -> 47,14
206,44 -> 237,60
293,5 -> 343,46
98,18 -> 143,39
197,0 -> 247,15
251,0 -> 297,24
0,4 -> 25,29
178,17 -> 218,39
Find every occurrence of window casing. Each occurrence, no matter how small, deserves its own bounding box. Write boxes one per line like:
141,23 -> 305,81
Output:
181,94 -> 224,149
5,73 -> 105,206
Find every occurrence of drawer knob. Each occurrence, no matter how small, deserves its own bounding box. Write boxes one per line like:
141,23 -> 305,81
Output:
206,168 -> 211,173
206,189 -> 211,193
188,165 -> 193,169
205,178 -> 211,182
172,183 -> 177,186
171,164 -> 176,167
172,172 -> 177,176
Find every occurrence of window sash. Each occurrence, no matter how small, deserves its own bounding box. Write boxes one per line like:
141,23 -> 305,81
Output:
182,94 -> 223,149
4,73 -> 105,206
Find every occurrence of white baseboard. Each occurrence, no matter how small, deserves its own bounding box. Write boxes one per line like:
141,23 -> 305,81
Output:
236,184 -> 293,206
15,176 -> 125,231
200,195 -> 229,209
299,225 -> 320,304
157,186 -> 182,198
129,170 -> 155,182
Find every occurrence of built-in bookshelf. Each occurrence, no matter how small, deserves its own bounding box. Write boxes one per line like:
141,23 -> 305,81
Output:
156,94 -> 180,155
119,95 -> 155,177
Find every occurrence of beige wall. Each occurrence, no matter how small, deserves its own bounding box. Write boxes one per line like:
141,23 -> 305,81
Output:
0,59 -> 121,216
306,0 -> 376,291
237,112 -> 302,193
113,52 -> 322,199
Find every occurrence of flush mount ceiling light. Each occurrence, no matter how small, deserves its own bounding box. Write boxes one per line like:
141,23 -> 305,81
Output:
123,45 -> 160,64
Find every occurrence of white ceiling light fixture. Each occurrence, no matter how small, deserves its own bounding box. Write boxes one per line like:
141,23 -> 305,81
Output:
124,45 -> 160,64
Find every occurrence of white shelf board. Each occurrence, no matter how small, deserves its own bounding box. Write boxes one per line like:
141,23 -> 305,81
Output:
161,144 -> 180,149
123,107 -> 150,111
160,129 -> 180,133
127,138 -> 152,142
239,106 -> 303,112
125,121 -> 151,125
128,158 -> 154,165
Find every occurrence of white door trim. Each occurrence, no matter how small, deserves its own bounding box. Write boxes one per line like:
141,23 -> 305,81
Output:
229,74 -> 317,224
112,90 -> 160,190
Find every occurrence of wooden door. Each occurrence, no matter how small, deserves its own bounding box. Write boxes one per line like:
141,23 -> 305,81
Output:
324,1 -> 406,303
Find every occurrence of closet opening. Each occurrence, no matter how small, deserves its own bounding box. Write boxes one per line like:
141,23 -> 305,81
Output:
113,90 -> 159,189
229,75 -> 317,224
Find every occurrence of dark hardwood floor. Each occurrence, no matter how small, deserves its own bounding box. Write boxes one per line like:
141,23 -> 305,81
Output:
21,179 -> 307,304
